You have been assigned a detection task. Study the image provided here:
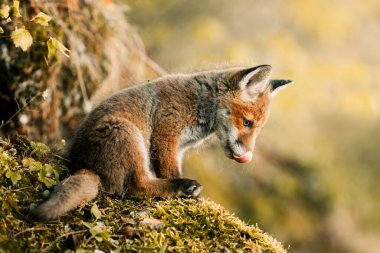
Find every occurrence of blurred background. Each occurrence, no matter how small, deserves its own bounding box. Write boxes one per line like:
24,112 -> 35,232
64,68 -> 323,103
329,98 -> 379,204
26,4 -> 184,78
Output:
1,0 -> 379,252
126,0 -> 380,252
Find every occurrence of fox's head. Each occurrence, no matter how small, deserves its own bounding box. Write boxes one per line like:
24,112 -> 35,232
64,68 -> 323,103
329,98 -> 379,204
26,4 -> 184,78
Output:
215,65 -> 292,163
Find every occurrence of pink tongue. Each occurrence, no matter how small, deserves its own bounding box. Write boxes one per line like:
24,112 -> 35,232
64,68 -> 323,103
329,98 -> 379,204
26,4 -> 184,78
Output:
233,151 -> 253,163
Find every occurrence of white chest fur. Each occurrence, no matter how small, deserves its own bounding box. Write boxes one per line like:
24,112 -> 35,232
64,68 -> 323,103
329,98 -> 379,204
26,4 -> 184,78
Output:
176,126 -> 215,175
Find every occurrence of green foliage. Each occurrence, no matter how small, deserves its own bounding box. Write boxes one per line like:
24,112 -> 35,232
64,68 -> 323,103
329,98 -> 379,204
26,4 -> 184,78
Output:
30,141 -> 50,158
82,221 -> 111,243
0,136 -> 286,252
10,27 -> 33,52
47,37 -> 70,59
0,136 -> 64,189
11,1 -> 21,18
22,157 -> 43,171
31,12 -> 53,27
0,0 -> 68,57
5,170 -> 21,185
90,203 -> 102,220
0,5 -> 10,18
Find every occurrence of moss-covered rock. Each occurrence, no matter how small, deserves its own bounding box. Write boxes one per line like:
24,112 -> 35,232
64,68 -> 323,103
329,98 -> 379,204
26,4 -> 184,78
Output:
0,136 -> 286,252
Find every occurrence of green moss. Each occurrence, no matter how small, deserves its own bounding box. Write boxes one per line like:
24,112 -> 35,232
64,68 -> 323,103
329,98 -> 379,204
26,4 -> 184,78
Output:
0,136 -> 286,252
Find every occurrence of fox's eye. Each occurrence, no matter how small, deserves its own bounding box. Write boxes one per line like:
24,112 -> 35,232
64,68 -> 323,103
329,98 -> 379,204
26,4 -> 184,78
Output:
243,119 -> 252,127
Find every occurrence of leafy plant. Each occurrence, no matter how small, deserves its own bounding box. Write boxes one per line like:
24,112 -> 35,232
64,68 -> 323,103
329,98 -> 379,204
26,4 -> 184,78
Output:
0,0 -> 69,59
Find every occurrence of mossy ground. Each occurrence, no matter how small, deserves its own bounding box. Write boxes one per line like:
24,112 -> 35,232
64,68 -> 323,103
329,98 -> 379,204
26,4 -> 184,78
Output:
0,136 -> 286,252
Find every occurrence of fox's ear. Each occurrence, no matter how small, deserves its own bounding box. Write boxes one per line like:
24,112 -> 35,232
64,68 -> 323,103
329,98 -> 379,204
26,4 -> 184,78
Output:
237,65 -> 272,98
270,79 -> 293,97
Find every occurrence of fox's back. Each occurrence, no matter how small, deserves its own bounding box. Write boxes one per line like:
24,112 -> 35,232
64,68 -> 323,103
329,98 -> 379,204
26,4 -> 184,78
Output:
65,76 -> 206,172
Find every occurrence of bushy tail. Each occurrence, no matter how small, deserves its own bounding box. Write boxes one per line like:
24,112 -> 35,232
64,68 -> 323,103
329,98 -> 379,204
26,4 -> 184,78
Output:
30,169 -> 100,221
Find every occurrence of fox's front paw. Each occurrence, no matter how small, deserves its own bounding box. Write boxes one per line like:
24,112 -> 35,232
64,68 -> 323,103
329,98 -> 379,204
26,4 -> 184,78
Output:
173,179 -> 202,199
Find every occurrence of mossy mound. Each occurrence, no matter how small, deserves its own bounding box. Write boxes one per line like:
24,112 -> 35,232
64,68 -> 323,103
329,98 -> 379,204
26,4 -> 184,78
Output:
0,136 -> 286,252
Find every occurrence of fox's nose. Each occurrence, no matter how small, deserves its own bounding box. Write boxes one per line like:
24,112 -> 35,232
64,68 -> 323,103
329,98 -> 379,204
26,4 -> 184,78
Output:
235,139 -> 254,153
236,136 -> 256,152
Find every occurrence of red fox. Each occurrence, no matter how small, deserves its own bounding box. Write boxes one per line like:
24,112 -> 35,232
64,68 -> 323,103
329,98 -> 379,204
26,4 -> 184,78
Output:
30,65 -> 292,221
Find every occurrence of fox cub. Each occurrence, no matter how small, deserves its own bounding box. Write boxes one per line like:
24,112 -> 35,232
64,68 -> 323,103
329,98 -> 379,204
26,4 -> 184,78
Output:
31,65 -> 291,221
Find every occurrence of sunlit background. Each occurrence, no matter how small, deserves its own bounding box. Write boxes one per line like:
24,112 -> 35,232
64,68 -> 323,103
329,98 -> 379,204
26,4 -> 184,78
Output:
125,0 -> 380,252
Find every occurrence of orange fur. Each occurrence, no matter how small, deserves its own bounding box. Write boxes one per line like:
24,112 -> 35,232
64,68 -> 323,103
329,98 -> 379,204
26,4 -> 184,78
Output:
227,89 -> 271,151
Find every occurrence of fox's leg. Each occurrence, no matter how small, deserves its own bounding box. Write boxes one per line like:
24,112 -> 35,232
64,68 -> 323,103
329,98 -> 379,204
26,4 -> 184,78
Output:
114,121 -> 201,198
150,134 -> 182,179
133,178 -> 202,198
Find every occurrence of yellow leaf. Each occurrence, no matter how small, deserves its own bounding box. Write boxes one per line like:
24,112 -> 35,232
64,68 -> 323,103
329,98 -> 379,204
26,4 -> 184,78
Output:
0,5 -> 10,18
31,12 -> 52,26
5,170 -> 21,185
91,203 -> 102,219
22,157 -> 43,171
11,1 -> 21,18
47,38 -> 57,59
11,27 -> 33,51
47,37 -> 70,59
0,26 -> 4,34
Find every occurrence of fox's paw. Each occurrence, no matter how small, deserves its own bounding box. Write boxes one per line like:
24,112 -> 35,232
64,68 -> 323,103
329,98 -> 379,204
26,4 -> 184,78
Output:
173,179 -> 202,199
